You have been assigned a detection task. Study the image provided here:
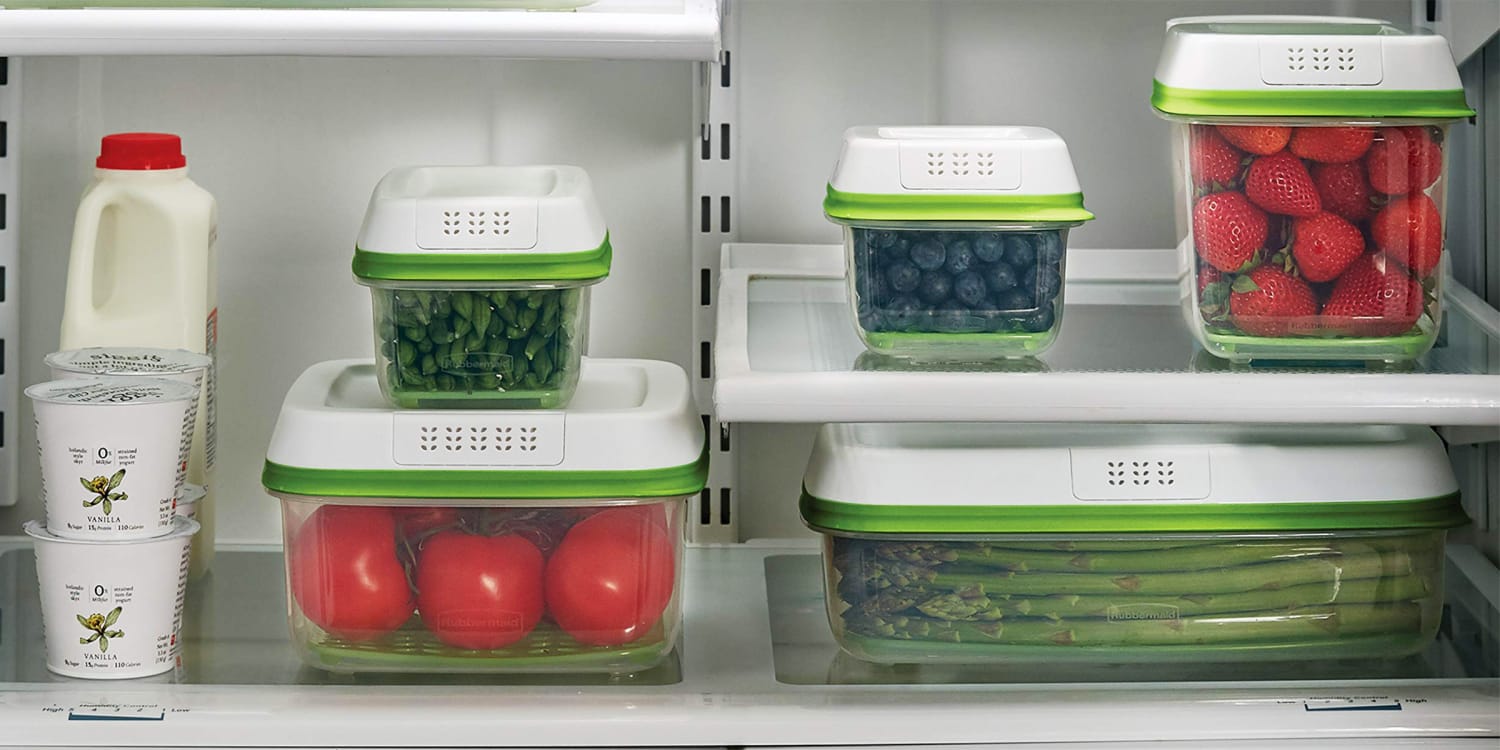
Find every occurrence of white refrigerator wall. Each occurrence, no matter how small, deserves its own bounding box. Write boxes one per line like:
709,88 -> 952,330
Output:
0,0 -> 1434,544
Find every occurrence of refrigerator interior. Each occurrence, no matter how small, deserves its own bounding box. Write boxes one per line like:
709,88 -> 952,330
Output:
0,0 -> 1496,745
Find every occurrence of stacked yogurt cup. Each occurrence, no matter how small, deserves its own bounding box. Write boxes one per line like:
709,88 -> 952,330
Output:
23,347 -> 207,679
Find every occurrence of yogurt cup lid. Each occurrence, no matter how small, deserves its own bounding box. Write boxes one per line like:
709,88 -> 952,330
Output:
45,347 -> 210,377
25,377 -> 200,406
24,516 -> 200,545
177,483 -> 206,505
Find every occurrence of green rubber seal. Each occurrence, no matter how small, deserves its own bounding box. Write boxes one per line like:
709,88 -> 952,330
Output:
824,186 -> 1094,223
263,443 -> 707,500
800,490 -> 1468,534
353,235 -> 611,284
1152,81 -> 1475,119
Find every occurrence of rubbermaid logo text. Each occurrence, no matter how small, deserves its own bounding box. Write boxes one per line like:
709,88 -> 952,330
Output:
1107,603 -> 1180,622
438,609 -> 522,631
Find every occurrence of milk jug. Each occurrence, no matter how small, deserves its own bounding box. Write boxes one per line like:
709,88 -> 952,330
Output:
59,133 -> 218,579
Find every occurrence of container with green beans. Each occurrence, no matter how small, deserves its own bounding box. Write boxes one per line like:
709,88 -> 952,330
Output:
353,165 -> 612,409
366,283 -> 591,409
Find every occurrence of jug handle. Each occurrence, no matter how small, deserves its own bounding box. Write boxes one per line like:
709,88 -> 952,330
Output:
61,180 -> 127,333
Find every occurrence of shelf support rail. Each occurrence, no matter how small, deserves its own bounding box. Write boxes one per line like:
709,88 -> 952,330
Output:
0,58 -> 16,508
689,1 -> 738,544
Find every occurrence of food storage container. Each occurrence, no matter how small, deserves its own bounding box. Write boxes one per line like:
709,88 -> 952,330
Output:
262,358 -> 706,673
354,165 -> 610,409
801,423 -> 1466,665
1152,16 -> 1474,363
824,126 -> 1094,360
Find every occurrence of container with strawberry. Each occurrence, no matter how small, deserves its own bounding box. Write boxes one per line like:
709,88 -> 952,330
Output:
1152,16 -> 1474,363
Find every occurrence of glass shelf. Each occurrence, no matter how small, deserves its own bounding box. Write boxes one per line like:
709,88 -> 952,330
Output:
713,244 -> 1500,426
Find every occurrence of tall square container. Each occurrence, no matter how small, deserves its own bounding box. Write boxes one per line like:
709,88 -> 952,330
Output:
1152,16 -> 1474,362
801,423 -> 1466,664
262,358 -> 706,673
355,166 -> 610,409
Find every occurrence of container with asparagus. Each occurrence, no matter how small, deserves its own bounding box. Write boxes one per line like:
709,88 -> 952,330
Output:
825,533 -> 1445,662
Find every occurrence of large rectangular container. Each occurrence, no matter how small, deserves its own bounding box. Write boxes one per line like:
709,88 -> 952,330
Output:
824,127 -> 1094,361
262,358 -> 706,673
1152,16 -> 1474,363
354,166 -> 610,409
801,423 -> 1467,664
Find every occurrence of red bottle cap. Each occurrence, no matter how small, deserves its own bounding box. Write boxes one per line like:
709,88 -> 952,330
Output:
96,133 -> 187,170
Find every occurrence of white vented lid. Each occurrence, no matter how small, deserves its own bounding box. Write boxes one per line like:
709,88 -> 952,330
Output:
262,359 -> 706,500
824,126 -> 1093,224
353,165 -> 611,284
1152,16 -> 1473,119
801,423 -> 1464,534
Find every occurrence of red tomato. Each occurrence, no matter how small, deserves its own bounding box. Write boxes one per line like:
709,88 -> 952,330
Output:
416,531 -> 544,650
396,506 -> 463,540
545,507 -> 676,646
288,506 -> 415,642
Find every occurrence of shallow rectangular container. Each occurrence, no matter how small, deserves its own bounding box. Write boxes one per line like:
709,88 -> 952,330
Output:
1152,16 -> 1474,363
800,423 -> 1467,665
824,127 -> 1094,361
262,358 -> 706,674
355,165 -> 610,409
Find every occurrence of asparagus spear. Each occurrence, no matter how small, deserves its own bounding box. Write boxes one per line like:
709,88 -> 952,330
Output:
840,551 -> 1412,597
844,603 -> 1423,647
852,573 -> 1434,622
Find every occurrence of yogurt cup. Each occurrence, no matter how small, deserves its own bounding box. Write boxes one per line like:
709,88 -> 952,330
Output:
27,378 -> 198,541
174,483 -> 205,522
45,347 -> 210,440
25,517 -> 198,680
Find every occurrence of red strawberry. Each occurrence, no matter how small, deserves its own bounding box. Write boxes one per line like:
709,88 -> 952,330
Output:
1217,125 -> 1291,156
1192,191 -> 1268,273
1229,266 -> 1317,337
1370,193 -> 1443,276
1290,212 -> 1364,282
1321,254 -> 1423,337
1190,126 -> 1244,188
1245,152 -> 1322,217
1366,127 -> 1443,195
1197,265 -> 1223,295
1288,126 -> 1374,163
1310,161 -> 1375,224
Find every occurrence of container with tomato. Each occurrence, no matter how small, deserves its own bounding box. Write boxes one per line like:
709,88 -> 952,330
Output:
262,358 -> 707,673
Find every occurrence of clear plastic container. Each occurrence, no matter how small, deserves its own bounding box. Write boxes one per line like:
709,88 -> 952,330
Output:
1169,121 -> 1455,362
819,530 -> 1446,664
272,494 -> 683,674
838,222 -> 1073,359
823,126 -> 1093,361
368,281 -> 591,409
1152,17 -> 1473,362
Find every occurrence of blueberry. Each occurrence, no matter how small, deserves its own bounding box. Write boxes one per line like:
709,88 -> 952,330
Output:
1035,232 -> 1064,264
869,229 -> 899,250
1003,235 -> 1036,268
974,233 -> 1006,263
909,239 -> 947,271
994,287 -> 1038,312
980,310 -> 1019,333
886,260 -> 921,293
884,295 -> 924,330
876,235 -> 910,265
856,299 -> 883,330
944,240 -> 976,275
1018,305 -> 1056,333
982,262 -> 1018,294
932,308 -> 985,333
917,270 -> 953,305
1021,264 -> 1063,300
953,271 -> 988,307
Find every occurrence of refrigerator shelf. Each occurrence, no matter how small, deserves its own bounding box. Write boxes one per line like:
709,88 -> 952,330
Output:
0,0 -> 720,58
713,244 -> 1500,427
0,540 -> 1495,747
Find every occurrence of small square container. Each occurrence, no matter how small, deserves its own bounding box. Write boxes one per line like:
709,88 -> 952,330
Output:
824,126 -> 1094,360
354,166 -> 610,409
1152,16 -> 1474,363
262,358 -> 706,674
801,423 -> 1466,665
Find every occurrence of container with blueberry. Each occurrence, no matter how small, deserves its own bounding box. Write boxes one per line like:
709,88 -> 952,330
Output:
825,127 -> 1093,360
